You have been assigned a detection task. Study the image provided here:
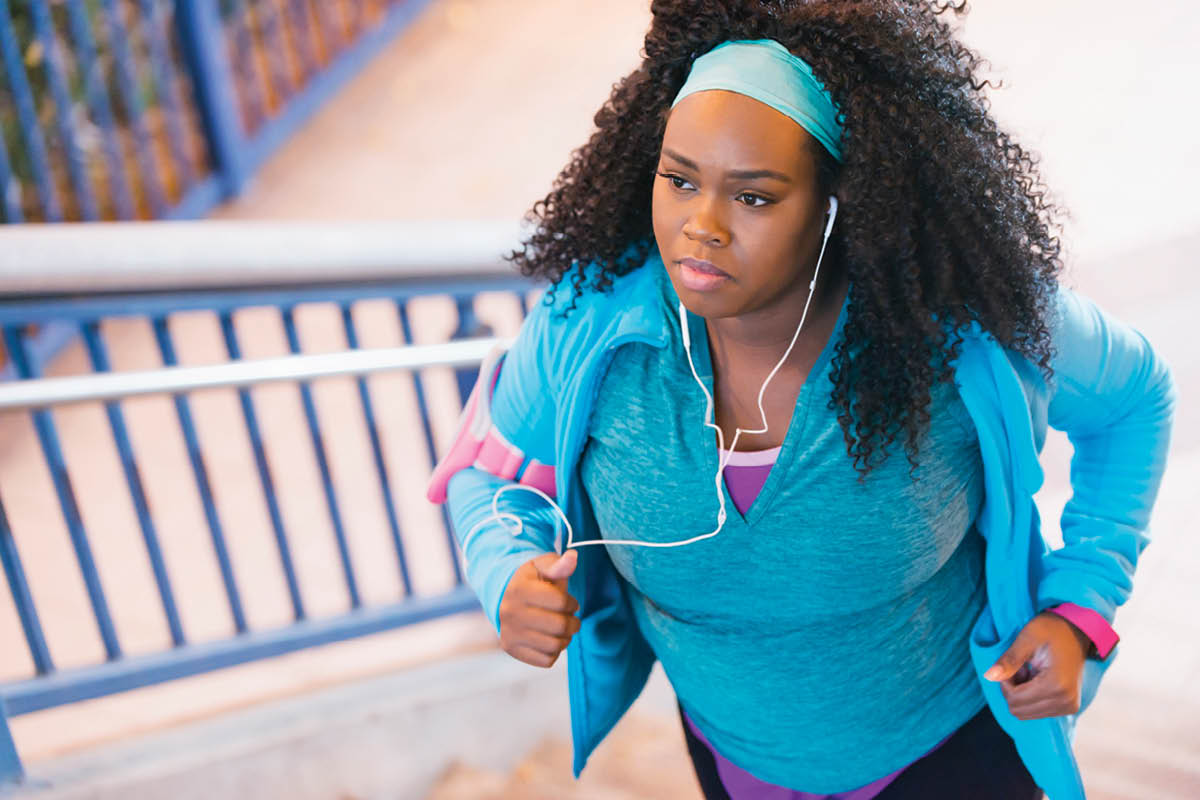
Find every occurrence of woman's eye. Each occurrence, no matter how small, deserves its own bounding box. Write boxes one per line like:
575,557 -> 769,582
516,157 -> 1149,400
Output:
737,192 -> 771,207
657,171 -> 694,191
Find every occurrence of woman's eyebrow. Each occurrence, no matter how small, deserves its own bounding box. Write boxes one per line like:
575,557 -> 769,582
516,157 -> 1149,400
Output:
661,148 -> 793,183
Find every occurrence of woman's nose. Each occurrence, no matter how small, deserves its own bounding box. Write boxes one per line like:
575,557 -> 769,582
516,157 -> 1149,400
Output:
682,198 -> 730,247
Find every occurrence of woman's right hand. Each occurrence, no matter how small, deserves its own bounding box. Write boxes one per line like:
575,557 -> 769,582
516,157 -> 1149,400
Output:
498,549 -> 581,668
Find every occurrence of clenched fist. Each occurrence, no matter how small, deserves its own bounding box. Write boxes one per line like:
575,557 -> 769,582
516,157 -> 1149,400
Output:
985,611 -> 1092,720
498,549 -> 581,668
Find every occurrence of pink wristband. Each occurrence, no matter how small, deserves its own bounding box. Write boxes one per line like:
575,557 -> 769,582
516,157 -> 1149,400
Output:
1047,603 -> 1120,659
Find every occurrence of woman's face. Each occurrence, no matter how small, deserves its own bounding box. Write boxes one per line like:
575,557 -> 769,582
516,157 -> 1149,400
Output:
652,89 -> 829,321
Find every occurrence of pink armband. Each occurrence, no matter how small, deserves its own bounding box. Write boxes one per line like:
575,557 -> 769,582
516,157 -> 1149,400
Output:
425,346 -> 506,504
425,345 -> 557,503
1047,603 -> 1120,659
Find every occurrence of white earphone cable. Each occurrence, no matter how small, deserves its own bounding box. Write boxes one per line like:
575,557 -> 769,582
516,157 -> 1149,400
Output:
463,197 -> 838,554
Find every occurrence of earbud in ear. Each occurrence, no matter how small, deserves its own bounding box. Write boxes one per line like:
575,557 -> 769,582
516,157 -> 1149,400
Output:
823,195 -> 839,240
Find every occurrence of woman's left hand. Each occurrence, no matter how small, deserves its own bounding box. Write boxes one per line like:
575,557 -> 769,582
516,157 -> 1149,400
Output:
984,611 -> 1092,720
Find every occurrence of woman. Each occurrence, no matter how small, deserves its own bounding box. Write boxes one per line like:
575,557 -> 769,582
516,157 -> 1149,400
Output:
427,2 -> 1176,798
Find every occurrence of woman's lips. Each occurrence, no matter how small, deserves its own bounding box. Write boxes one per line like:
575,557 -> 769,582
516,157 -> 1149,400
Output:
677,257 -> 731,292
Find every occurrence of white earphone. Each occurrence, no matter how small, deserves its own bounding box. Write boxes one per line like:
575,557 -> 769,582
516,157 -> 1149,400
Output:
464,196 -> 840,555
676,194 -> 838,542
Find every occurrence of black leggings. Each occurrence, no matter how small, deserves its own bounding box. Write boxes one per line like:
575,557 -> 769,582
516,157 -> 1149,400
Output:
679,701 -> 1044,800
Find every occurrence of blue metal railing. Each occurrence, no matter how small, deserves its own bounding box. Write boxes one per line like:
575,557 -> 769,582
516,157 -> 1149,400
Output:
0,0 -> 435,224
0,227 -> 534,784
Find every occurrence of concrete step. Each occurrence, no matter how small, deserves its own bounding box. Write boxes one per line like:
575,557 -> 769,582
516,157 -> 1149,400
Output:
428,711 -> 703,800
7,649 -> 570,800
7,645 -> 701,800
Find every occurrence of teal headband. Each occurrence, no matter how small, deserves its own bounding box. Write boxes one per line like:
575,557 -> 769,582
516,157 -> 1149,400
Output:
671,39 -> 844,163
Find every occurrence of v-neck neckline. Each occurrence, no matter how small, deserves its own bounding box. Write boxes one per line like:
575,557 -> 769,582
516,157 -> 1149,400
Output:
683,291 -> 849,526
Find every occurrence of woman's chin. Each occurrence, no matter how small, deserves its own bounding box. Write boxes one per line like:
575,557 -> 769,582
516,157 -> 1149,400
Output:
675,291 -> 745,322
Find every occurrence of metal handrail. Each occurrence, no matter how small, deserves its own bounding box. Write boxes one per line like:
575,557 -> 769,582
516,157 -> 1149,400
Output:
0,336 -> 505,411
0,220 -> 525,294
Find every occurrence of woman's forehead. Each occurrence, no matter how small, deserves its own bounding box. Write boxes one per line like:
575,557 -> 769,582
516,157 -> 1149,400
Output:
662,89 -> 818,174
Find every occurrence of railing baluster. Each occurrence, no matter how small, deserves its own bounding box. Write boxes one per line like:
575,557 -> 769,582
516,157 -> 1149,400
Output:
223,0 -> 268,133
1,325 -> 121,660
451,295 -> 488,405
396,302 -> 464,586
134,0 -> 196,188
0,127 -> 23,223
283,0 -> 318,80
217,311 -> 306,621
151,316 -> 248,633
253,0 -> 296,106
0,0 -> 63,221
174,0 -> 249,199
341,303 -> 413,596
63,0 -> 135,219
30,0 -> 99,220
81,322 -> 186,646
0,495 -> 54,675
0,697 -> 21,786
279,307 -> 361,608
98,0 -> 168,216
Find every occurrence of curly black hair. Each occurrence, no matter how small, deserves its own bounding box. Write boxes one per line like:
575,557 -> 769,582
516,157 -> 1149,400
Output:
507,0 -> 1064,478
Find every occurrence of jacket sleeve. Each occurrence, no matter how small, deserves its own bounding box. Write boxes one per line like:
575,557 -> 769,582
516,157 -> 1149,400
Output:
425,296 -> 561,633
1036,286 -> 1177,625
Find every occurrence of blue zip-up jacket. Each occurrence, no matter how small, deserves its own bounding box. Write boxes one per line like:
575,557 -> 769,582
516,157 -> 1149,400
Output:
436,252 -> 1176,799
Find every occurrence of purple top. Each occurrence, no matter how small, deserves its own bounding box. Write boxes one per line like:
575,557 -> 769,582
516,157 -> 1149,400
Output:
720,445 -> 780,516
